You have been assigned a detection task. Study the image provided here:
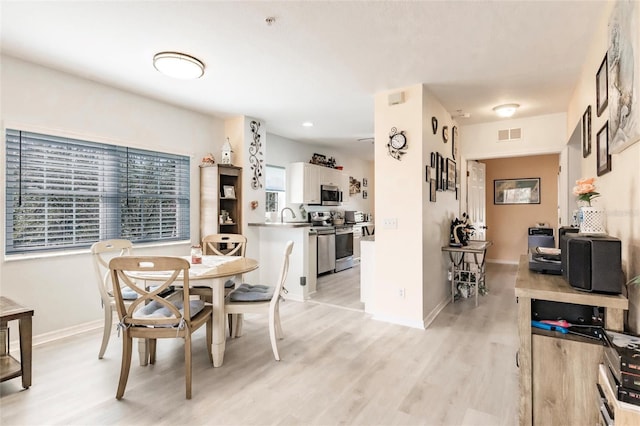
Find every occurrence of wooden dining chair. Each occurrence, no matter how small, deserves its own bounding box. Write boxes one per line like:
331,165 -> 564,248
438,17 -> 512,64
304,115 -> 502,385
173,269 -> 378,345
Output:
91,239 -> 134,359
202,233 -> 247,257
225,241 -> 293,361
109,256 -> 213,400
193,234 -> 248,300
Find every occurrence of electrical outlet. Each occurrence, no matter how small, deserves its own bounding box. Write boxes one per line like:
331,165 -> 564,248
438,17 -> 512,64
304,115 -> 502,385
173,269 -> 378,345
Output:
300,276 -> 306,286
383,218 -> 398,229
399,288 -> 405,298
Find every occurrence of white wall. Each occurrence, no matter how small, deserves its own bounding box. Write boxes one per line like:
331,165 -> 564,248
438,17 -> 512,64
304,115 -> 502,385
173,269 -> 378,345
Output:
566,2 -> 640,333
266,133 -> 375,216
0,56 -> 223,337
372,84 -> 459,328
460,112 -> 567,160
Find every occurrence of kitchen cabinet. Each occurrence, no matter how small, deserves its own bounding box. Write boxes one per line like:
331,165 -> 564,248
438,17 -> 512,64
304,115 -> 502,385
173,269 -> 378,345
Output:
287,162 -> 348,205
200,164 -> 243,239
287,162 -> 320,204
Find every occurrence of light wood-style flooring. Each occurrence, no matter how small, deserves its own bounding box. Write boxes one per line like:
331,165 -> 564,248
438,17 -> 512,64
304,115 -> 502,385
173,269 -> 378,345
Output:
0,263 -> 519,425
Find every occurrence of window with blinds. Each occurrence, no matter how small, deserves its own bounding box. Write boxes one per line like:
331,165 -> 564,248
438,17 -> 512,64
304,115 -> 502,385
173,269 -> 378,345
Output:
5,129 -> 190,254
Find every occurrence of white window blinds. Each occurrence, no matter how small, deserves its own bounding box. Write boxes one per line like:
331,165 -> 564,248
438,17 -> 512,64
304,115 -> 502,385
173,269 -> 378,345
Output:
5,129 -> 190,254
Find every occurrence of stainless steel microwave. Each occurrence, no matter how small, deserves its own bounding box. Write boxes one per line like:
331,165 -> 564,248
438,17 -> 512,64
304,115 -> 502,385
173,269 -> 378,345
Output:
320,184 -> 342,206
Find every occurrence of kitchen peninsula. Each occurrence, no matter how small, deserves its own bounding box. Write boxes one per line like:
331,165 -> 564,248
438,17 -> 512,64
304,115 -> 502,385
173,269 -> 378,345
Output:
248,222 -> 316,301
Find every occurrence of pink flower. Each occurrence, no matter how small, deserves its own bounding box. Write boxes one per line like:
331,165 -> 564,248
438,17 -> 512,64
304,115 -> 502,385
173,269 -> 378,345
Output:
573,177 -> 600,206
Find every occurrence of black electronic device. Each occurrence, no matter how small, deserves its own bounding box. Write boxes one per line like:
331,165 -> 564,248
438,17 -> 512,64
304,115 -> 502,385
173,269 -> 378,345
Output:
528,227 -> 554,236
565,235 -> 622,294
531,299 -> 598,325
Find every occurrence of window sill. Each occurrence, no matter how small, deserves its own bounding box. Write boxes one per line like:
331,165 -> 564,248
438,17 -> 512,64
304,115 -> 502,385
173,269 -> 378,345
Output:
3,240 -> 191,262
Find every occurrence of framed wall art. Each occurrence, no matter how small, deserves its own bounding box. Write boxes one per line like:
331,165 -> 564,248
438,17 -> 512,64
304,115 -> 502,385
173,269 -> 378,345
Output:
446,158 -> 456,191
608,0 -> 640,154
582,105 -> 591,157
223,185 -> 236,199
435,152 -> 443,191
597,121 -> 611,176
494,178 -> 540,205
596,54 -> 608,117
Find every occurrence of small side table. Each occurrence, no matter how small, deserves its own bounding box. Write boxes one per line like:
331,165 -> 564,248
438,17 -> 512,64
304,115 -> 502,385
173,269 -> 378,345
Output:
441,240 -> 492,307
0,296 -> 34,389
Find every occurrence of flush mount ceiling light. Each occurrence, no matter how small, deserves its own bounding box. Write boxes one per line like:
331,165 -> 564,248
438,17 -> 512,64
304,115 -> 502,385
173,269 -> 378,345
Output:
153,52 -> 205,79
493,103 -> 520,118
302,122 -> 314,127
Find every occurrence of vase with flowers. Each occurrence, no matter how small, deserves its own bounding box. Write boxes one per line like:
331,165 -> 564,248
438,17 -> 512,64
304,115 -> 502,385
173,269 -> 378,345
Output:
573,177 -> 606,234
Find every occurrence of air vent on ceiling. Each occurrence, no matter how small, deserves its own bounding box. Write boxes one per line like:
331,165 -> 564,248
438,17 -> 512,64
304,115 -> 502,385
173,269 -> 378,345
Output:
498,127 -> 523,142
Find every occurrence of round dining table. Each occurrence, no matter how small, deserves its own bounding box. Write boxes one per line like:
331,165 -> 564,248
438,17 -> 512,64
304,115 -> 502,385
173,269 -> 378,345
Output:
130,255 -> 258,367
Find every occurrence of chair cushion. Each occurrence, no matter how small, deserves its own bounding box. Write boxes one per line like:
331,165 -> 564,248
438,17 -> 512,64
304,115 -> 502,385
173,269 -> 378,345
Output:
133,299 -> 205,321
110,285 -> 175,301
224,279 -> 235,289
229,283 -> 274,302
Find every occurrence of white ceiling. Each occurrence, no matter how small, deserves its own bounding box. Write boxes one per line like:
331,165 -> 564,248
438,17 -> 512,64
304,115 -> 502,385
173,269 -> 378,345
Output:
1,1 -> 606,159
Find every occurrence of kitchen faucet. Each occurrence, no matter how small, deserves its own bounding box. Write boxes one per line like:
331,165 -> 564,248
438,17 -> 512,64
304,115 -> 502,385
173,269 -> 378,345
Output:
280,207 -> 296,223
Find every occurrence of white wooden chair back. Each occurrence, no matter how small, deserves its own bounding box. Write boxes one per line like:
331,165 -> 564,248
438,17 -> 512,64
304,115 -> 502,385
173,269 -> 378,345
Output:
202,234 -> 247,256
91,239 -> 133,305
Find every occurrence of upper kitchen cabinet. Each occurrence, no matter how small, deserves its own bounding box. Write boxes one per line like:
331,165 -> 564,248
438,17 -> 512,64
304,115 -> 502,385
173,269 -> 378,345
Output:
200,164 -> 243,239
287,162 -> 348,205
287,162 -> 320,204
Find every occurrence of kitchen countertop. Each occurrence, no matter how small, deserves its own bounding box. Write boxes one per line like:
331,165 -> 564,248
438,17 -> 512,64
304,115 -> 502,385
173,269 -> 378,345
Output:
248,222 -> 311,228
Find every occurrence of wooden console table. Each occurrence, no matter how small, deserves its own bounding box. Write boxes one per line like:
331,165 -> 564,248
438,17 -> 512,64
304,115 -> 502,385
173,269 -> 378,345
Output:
442,240 -> 492,307
0,296 -> 34,389
515,255 -> 628,426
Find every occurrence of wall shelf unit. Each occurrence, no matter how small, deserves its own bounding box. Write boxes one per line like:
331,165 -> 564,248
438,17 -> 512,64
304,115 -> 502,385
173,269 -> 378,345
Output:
200,164 -> 242,240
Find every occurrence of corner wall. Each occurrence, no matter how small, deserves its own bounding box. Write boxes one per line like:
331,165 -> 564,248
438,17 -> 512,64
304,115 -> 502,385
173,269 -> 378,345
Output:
373,84 -> 458,328
566,2 -> 640,333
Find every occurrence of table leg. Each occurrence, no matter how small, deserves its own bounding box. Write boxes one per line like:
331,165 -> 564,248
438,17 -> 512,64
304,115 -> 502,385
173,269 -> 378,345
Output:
19,316 -> 32,389
212,278 -> 226,367
138,338 -> 148,366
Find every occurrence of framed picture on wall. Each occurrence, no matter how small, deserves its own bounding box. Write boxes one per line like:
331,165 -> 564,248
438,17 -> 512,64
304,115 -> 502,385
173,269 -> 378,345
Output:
494,178 -> 540,205
597,121 -> 611,176
446,158 -> 456,191
582,105 -> 591,158
596,54 -> 608,117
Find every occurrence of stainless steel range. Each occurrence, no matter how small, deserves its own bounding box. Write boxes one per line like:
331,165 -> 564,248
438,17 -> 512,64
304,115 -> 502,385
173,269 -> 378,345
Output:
334,224 -> 354,272
310,212 -> 354,275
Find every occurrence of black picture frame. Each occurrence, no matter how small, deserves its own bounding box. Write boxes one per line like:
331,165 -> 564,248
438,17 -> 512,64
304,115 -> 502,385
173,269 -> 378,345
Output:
362,178 -> 368,187
596,54 -> 608,117
446,158 -> 456,191
435,153 -> 442,191
494,178 -> 541,205
582,105 -> 591,158
363,190 -> 368,199
596,121 -> 611,176
452,126 -> 458,160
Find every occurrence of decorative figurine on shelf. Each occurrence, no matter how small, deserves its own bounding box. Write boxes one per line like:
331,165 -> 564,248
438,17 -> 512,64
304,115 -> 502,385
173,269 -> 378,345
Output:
221,137 -> 233,165
449,212 -> 475,247
201,153 -> 215,166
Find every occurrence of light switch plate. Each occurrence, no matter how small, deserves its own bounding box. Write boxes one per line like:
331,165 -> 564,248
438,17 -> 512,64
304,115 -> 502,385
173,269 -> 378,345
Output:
383,218 -> 397,229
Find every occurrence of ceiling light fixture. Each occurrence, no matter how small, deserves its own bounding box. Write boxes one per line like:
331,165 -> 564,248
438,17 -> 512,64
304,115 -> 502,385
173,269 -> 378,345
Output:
302,122 -> 314,127
493,103 -> 520,118
153,52 -> 205,79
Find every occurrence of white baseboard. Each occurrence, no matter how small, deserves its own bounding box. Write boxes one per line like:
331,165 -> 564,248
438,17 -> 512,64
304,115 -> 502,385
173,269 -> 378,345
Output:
370,313 -> 425,329
423,296 -> 450,329
31,319 -> 103,347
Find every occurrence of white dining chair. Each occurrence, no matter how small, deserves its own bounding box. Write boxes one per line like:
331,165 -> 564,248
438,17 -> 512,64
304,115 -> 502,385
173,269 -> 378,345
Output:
224,241 -> 293,361
91,239 -> 135,359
